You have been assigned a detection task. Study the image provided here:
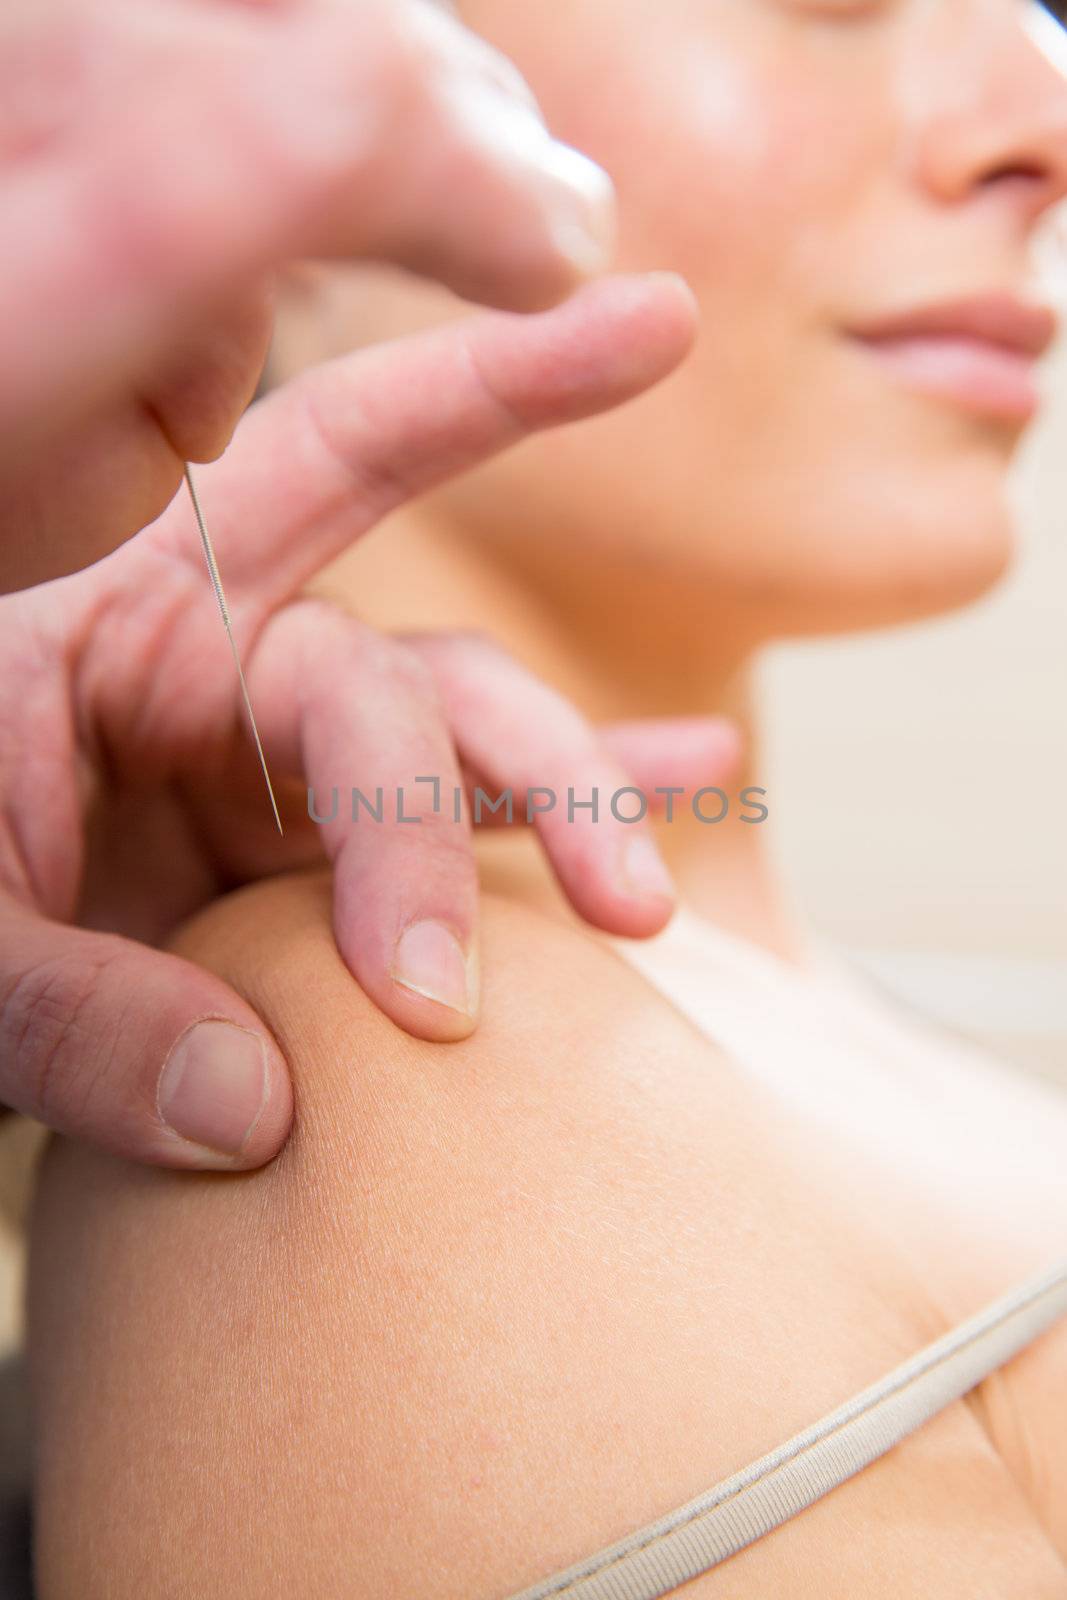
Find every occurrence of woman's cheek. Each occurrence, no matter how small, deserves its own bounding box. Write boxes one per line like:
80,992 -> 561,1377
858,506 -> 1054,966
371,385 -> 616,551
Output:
465,8 -> 773,278
585,36 -> 845,306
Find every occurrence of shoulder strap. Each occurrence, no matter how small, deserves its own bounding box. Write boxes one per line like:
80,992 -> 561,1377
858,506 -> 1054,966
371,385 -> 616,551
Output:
505,1259 -> 1067,1600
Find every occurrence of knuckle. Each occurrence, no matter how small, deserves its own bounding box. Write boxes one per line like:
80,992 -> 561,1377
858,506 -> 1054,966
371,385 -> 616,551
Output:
273,599 -> 386,679
278,603 -> 447,721
319,617 -> 438,700
272,595 -> 354,656
0,949 -> 105,1126
406,626 -> 518,689
389,805 -> 474,861
341,796 -> 473,873
383,637 -> 440,703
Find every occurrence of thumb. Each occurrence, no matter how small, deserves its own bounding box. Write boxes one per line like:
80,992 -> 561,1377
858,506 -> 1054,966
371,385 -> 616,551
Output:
0,905 -> 292,1170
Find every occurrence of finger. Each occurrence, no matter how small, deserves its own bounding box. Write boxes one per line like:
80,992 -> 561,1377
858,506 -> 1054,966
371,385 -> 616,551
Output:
399,633 -> 679,939
457,716 -> 743,826
598,717 -> 744,797
0,901 -> 292,1170
0,0 -> 613,459
153,273 -> 699,610
252,601 -> 479,1043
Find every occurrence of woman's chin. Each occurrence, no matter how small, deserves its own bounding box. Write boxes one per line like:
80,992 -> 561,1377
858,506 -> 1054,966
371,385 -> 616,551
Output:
732,454 -> 1020,639
801,504 -> 1017,634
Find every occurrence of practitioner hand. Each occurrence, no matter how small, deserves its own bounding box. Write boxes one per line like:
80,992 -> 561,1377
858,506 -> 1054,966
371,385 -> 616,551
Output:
0,275 -> 738,1171
0,0 -> 615,591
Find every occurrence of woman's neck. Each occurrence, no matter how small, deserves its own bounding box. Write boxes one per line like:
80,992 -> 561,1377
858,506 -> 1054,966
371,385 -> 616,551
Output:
312,503 -> 808,963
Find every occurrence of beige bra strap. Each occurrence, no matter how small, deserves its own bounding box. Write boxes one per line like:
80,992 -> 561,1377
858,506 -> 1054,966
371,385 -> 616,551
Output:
505,1258 -> 1067,1600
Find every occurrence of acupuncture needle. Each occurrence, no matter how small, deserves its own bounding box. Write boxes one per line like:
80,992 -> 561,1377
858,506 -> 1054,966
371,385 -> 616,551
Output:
183,464 -> 284,836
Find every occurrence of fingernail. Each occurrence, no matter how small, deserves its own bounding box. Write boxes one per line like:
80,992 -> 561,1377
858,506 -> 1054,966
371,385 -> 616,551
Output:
618,834 -> 675,903
535,139 -> 617,276
158,1021 -> 269,1157
391,920 -> 476,1016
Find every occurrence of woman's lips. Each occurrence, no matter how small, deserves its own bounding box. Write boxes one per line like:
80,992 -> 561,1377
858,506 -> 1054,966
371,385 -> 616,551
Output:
847,294 -> 1058,422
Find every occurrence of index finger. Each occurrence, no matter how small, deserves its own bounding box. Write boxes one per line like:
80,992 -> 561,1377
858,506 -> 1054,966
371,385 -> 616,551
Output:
150,273 -> 699,616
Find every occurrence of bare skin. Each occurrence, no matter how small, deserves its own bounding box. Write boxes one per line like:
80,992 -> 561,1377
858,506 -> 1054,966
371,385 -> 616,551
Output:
0,276 -> 738,1172
23,0 -> 1067,1590
27,867 -> 1067,1597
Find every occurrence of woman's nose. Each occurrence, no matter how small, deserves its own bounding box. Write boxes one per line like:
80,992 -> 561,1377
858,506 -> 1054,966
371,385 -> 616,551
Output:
915,2 -> 1067,226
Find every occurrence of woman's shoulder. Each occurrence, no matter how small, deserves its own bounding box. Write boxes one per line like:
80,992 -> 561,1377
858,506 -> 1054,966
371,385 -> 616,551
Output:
28,868 -> 1067,1597
164,864 -> 722,1118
